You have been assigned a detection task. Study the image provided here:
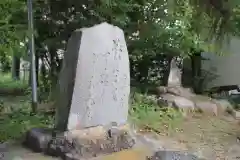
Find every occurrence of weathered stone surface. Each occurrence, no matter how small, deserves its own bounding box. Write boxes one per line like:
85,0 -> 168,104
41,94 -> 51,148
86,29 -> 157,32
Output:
65,22 -> 130,130
46,125 -> 135,159
212,99 -> 233,112
157,98 -> 170,107
65,126 -> 107,141
160,94 -> 176,102
158,92 -> 196,113
157,94 -> 175,107
166,87 -> 195,98
23,128 -> 53,153
155,83 -> 234,116
156,86 -> 167,95
23,125 -> 135,159
65,124 -> 131,141
194,101 -> 218,116
54,26 -> 83,131
156,85 -> 197,111
166,87 -> 181,96
46,134 -> 70,157
172,96 -> 195,111
233,110 -> 240,119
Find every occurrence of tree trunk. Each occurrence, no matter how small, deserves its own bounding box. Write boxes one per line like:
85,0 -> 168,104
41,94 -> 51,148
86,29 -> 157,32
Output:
12,56 -> 20,80
49,48 -> 58,90
191,52 -> 202,93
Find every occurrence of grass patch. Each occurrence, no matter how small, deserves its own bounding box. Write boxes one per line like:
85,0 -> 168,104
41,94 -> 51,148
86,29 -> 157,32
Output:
0,88 -> 182,142
0,101 -> 54,142
0,73 -> 28,90
129,92 -> 183,134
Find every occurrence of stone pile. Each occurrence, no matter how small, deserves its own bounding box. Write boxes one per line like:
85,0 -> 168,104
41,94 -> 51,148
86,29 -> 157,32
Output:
156,58 -> 232,116
156,85 -> 232,116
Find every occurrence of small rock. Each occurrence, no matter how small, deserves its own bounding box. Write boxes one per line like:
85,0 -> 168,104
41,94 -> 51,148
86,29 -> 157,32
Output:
167,87 -> 181,96
156,86 -> 167,95
157,98 -> 171,107
157,94 -> 177,107
137,95 -> 158,106
194,101 -> 218,116
160,94 -> 176,102
108,127 -> 119,137
64,153 -> 79,160
233,110 -> 240,120
167,87 -> 195,99
212,99 -> 233,112
172,96 -> 195,112
135,134 -> 164,151
23,128 -> 53,153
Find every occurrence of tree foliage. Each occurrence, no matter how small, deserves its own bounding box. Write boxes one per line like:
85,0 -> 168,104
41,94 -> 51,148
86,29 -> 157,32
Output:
0,0 -> 240,86
0,0 -> 27,55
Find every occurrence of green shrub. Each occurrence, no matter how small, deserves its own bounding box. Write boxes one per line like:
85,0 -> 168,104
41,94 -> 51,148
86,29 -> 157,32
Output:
0,102 -> 54,142
0,73 -> 27,89
129,92 -> 182,133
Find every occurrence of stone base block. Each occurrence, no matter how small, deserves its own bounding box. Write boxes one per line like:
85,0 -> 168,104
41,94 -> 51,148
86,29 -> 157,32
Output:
65,123 -> 131,140
47,124 -> 135,159
23,128 -> 53,153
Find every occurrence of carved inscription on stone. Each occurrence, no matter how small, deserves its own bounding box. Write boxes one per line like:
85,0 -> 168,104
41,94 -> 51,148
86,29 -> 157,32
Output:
67,23 -> 130,130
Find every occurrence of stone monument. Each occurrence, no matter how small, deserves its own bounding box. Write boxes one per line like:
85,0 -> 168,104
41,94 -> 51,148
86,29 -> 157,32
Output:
24,22 -> 134,159
167,58 -> 182,87
55,22 -> 130,131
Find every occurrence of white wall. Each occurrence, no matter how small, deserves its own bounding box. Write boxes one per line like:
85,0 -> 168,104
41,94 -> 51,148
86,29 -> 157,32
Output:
202,37 -> 240,89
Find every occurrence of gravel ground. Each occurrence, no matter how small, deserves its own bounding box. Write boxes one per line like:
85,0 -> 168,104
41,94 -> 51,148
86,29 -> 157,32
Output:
147,113 -> 240,160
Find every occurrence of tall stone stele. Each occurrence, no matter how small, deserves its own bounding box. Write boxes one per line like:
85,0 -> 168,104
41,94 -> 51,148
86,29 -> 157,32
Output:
54,22 -> 130,131
167,58 -> 182,87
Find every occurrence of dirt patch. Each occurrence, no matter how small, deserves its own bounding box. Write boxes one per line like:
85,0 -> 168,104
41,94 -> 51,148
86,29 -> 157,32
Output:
0,88 -> 27,96
151,114 -> 240,159
3,114 -> 240,160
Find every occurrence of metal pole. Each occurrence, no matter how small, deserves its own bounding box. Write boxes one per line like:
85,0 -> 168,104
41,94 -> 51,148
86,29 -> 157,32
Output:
27,0 -> 38,112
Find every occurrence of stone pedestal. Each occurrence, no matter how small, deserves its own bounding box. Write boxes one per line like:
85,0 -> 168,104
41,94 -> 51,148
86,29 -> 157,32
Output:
47,124 -> 136,159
